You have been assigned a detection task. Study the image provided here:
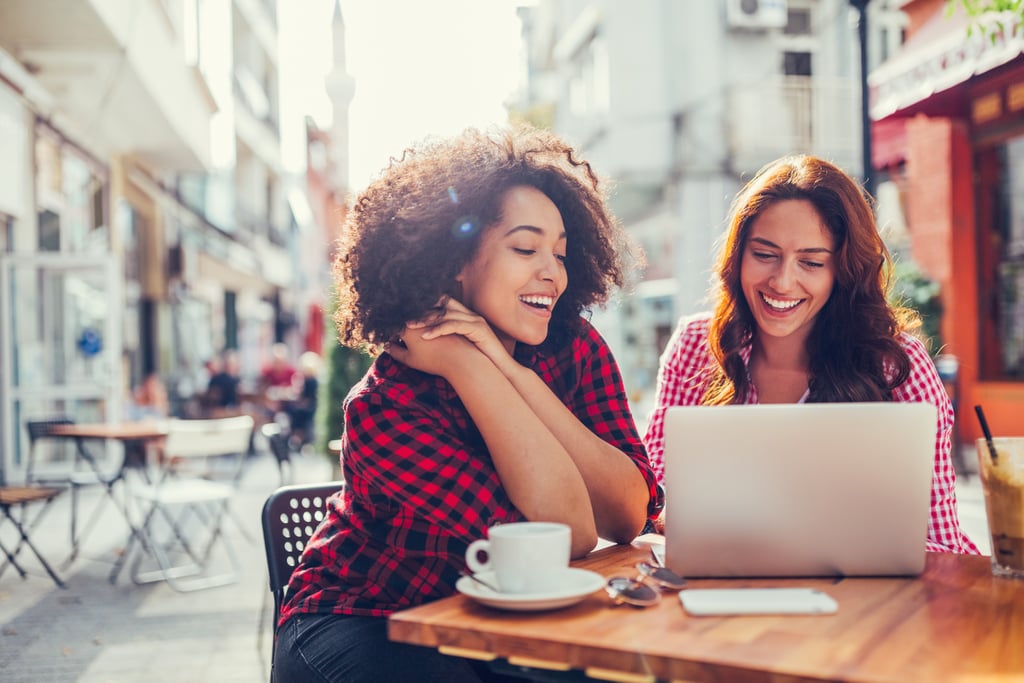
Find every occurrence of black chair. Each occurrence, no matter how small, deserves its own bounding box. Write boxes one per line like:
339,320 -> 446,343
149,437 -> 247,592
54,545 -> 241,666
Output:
259,480 -> 343,678
25,417 -> 76,484
260,423 -> 292,485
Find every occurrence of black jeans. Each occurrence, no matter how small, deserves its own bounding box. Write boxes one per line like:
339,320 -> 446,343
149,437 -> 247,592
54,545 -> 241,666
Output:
274,613 -> 524,683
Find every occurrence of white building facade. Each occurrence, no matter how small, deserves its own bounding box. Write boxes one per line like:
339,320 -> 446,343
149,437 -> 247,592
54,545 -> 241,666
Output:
515,0 -> 901,404
0,0 -> 322,479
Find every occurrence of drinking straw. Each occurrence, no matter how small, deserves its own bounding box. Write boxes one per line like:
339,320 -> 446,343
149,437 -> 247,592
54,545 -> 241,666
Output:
973,405 -> 998,464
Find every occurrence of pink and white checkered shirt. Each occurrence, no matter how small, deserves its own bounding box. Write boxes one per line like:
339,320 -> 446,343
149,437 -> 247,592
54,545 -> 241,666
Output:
643,314 -> 980,555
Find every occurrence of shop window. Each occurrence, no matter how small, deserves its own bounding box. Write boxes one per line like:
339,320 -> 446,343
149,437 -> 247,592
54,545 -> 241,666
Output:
33,121 -> 109,253
979,138 -> 1024,380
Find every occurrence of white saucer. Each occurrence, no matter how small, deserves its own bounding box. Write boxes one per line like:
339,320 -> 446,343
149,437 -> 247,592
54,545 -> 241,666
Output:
456,568 -> 605,611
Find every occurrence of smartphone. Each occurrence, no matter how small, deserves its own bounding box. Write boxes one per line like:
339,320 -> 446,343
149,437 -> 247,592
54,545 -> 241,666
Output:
679,588 -> 838,616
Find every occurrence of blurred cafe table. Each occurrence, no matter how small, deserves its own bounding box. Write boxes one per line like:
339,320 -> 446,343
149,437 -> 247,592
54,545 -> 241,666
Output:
49,419 -> 169,443
46,420 -> 169,569
389,538 -> 1024,683
48,419 -> 169,473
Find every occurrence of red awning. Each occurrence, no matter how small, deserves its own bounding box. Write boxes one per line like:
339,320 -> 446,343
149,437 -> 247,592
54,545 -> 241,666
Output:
869,7 -> 1024,121
872,117 -> 907,169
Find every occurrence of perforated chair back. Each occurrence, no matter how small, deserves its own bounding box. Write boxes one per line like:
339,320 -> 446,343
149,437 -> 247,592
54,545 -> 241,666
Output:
262,481 -> 342,611
260,481 -> 343,674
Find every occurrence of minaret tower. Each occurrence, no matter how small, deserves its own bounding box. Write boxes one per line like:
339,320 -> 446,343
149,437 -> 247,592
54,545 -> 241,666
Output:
324,0 -> 356,196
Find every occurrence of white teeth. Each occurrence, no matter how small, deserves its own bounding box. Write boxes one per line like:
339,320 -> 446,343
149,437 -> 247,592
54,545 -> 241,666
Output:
762,294 -> 801,310
520,295 -> 554,308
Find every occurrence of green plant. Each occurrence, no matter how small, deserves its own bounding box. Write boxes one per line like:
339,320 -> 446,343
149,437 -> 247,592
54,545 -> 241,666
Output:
317,294 -> 374,469
948,0 -> 1024,40
890,260 -> 943,350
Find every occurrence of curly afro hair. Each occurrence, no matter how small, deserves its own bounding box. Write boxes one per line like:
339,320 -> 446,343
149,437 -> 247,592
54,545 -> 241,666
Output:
333,124 -> 640,351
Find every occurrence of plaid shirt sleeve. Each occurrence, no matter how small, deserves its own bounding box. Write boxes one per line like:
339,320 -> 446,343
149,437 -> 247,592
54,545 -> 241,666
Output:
643,314 -> 715,485
893,334 -> 980,555
560,321 -> 664,518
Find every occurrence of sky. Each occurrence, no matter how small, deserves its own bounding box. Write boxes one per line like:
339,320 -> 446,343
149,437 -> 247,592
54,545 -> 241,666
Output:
280,0 -> 528,190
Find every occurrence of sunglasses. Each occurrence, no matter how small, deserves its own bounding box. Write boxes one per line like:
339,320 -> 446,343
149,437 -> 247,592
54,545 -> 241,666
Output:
605,561 -> 687,607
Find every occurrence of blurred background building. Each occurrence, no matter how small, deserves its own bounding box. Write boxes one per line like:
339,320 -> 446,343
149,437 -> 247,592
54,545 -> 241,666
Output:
511,0 -> 886,416
0,0 -> 349,476
0,0 -> 1020,478
510,0 -> 1021,440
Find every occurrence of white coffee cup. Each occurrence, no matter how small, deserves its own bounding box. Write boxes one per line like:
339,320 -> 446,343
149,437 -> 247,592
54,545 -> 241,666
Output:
465,521 -> 571,594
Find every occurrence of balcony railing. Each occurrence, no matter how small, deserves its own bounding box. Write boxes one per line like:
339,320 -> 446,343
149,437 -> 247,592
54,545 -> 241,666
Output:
232,69 -> 280,133
727,76 -> 860,173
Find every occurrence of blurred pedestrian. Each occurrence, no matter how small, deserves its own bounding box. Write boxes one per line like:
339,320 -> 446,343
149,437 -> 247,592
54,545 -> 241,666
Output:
129,372 -> 169,420
286,351 -> 320,449
204,349 -> 242,417
259,342 -> 298,419
261,343 -> 298,391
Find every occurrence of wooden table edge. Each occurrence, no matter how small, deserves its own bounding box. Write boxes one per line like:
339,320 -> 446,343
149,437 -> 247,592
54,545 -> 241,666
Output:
388,545 -> 1020,683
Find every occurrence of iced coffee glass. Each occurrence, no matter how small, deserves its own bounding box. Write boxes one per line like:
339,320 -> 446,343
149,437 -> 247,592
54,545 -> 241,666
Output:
976,437 -> 1024,579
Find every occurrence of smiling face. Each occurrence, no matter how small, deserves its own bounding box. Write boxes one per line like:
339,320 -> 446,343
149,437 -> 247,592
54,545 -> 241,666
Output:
740,199 -> 835,350
456,185 -> 568,352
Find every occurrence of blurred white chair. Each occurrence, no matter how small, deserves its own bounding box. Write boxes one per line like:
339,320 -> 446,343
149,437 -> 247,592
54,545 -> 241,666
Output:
121,415 -> 254,592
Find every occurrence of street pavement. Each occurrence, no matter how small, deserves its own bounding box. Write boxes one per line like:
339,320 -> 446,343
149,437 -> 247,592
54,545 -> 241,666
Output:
1,445 -> 334,683
1,446 -> 989,683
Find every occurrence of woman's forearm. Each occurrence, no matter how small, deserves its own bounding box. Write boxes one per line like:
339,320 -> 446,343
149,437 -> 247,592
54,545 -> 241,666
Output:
446,353 -> 598,556
500,361 -> 650,543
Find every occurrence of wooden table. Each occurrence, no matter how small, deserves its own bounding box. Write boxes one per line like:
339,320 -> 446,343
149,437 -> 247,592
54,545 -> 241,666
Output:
49,420 -> 170,442
48,419 -> 170,470
389,538 -> 1024,683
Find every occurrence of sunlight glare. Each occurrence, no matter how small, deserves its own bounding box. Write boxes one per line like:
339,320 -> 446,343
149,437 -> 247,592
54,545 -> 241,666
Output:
340,0 -> 526,189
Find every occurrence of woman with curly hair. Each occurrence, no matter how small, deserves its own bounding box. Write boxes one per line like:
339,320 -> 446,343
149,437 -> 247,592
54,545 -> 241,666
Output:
643,154 -> 977,555
273,125 -> 663,682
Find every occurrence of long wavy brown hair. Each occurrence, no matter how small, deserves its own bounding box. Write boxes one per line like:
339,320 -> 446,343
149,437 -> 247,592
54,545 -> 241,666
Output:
702,155 -> 920,405
333,125 -> 638,351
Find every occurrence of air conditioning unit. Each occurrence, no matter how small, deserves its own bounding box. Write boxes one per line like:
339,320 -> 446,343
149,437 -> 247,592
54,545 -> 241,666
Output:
725,0 -> 788,30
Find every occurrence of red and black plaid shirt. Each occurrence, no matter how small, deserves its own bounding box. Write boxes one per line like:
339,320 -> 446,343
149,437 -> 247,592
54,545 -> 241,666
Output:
280,318 -> 662,622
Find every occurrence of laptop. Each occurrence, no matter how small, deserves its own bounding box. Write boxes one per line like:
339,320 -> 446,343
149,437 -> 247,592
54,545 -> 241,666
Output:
662,402 -> 936,577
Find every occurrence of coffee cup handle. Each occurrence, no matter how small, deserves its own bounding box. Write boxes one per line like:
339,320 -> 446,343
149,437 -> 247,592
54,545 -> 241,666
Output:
465,539 -> 492,574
